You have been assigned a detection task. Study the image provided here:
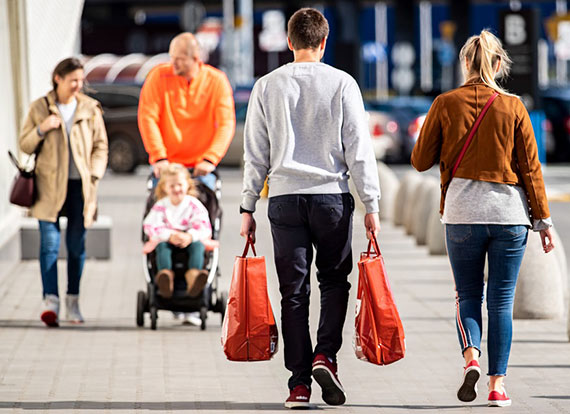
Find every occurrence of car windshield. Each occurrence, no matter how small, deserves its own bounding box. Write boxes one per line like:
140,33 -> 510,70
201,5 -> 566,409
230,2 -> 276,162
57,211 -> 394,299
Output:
365,97 -> 433,114
90,91 -> 139,109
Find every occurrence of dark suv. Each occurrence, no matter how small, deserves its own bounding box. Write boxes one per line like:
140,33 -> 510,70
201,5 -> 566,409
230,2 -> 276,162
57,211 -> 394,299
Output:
541,88 -> 570,162
86,83 -> 148,173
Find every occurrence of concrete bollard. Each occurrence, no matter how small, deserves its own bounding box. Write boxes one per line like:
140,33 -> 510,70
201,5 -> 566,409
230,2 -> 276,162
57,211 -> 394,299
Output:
549,227 -> 568,301
411,177 -> 439,245
403,177 -> 426,235
514,228 -> 565,319
393,171 -> 422,227
426,206 -> 447,255
377,162 -> 399,221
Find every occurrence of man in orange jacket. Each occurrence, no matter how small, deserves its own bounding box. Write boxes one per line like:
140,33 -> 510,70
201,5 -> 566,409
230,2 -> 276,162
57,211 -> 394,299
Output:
138,32 -> 236,189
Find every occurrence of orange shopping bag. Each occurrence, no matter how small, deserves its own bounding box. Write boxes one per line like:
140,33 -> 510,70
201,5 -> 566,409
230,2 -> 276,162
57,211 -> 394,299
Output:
221,236 -> 278,361
354,234 -> 405,365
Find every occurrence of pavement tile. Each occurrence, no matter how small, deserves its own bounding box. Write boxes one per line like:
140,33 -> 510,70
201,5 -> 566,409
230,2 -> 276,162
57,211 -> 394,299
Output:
0,169 -> 569,413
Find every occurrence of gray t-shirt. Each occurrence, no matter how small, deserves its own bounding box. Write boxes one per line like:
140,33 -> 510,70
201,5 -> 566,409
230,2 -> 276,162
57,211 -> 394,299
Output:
241,62 -> 380,213
443,177 -> 552,230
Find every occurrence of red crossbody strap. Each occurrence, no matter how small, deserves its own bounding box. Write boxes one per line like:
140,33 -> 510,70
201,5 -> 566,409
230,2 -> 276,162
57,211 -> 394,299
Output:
451,92 -> 499,178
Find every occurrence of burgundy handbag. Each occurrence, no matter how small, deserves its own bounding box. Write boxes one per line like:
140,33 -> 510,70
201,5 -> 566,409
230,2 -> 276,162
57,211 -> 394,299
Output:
8,97 -> 50,208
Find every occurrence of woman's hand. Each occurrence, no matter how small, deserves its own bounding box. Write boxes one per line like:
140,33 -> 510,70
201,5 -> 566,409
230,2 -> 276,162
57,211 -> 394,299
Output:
540,228 -> 555,253
39,115 -> 61,134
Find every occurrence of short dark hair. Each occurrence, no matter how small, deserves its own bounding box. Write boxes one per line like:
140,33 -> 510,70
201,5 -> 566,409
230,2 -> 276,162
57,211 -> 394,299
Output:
287,8 -> 329,50
52,57 -> 84,90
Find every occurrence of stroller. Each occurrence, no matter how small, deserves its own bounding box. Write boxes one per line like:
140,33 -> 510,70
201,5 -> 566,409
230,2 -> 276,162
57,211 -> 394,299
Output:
136,172 -> 227,330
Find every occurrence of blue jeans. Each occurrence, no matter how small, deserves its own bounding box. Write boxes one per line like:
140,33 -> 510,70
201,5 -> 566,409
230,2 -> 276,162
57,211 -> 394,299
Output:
445,224 -> 528,376
39,180 -> 86,298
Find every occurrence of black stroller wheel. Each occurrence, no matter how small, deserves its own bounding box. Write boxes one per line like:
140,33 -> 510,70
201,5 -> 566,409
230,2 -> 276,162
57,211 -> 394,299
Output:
219,290 -> 228,325
136,291 -> 146,327
199,306 -> 207,330
150,306 -> 158,330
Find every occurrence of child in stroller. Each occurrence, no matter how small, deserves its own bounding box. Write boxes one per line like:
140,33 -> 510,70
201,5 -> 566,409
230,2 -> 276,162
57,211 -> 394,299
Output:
143,164 -> 218,298
138,163 -> 226,330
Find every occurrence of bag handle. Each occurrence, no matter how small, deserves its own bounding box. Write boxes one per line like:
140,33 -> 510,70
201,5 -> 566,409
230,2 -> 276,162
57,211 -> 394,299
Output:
451,92 -> 499,178
7,150 -> 23,172
241,235 -> 257,258
365,233 -> 381,258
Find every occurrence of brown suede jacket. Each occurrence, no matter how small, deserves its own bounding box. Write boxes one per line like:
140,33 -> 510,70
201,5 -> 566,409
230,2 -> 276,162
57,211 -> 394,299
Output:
411,82 -> 550,220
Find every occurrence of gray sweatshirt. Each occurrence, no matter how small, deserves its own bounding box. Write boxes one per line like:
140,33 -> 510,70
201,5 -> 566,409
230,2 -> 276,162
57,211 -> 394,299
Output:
241,62 -> 381,213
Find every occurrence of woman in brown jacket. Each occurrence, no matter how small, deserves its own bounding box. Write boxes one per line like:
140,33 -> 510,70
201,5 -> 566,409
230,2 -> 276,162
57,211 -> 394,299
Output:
411,30 -> 554,407
19,58 -> 108,327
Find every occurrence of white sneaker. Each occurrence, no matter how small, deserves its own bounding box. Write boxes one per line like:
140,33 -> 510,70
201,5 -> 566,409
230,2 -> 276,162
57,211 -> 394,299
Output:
65,294 -> 84,323
41,294 -> 60,327
182,312 -> 201,326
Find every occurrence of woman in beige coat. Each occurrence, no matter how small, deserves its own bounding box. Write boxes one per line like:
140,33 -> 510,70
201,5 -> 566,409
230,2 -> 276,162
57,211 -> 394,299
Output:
19,57 -> 108,327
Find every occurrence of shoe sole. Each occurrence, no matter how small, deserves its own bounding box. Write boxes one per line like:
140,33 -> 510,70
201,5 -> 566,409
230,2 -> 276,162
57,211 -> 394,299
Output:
284,401 -> 310,409
457,367 -> 480,402
187,272 -> 208,298
67,318 -> 84,324
488,399 -> 512,407
312,366 -> 346,406
41,310 -> 59,327
156,273 -> 173,298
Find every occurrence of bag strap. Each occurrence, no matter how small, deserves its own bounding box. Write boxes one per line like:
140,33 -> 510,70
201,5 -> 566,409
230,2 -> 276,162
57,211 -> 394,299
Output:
241,235 -> 257,258
365,233 -> 381,258
8,97 -> 51,172
451,92 -> 499,178
33,96 -> 52,157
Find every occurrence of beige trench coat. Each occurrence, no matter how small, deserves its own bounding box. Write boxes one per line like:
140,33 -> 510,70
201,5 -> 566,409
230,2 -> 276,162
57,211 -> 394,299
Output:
19,90 -> 108,228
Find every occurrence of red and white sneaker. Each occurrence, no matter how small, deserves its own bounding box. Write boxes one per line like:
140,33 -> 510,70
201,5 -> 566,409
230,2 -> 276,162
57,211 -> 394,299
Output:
457,360 -> 481,402
488,386 -> 512,407
312,353 -> 346,406
40,294 -> 60,328
284,385 -> 311,409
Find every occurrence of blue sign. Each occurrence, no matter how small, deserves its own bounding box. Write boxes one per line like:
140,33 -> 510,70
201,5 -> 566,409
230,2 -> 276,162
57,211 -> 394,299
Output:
435,39 -> 456,66
362,42 -> 387,64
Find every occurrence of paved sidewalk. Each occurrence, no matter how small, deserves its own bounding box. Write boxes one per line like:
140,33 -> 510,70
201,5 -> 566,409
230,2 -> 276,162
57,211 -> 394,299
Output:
0,168 -> 569,413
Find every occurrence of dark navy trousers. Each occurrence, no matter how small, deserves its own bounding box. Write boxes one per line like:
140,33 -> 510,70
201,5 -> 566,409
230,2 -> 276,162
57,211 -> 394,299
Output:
267,193 -> 354,390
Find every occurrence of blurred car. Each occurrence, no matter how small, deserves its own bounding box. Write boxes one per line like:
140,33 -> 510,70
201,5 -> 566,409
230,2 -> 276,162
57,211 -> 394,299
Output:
221,101 -> 248,166
364,106 -> 400,161
85,83 -> 147,173
86,83 -> 247,172
365,96 -> 433,162
541,88 -> 570,162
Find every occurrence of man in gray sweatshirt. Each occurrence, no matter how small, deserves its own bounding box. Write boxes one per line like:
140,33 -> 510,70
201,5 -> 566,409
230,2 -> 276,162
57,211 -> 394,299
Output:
240,8 -> 381,409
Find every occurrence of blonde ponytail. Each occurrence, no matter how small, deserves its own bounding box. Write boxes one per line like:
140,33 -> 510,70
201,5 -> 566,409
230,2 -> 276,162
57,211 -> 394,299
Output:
459,29 -> 516,96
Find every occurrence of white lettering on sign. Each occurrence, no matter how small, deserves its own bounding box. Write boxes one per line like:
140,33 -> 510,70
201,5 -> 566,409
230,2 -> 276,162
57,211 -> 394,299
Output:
505,14 -> 527,45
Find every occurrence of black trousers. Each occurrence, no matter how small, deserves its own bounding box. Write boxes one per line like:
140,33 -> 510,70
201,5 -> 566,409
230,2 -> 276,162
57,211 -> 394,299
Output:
268,193 -> 354,390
